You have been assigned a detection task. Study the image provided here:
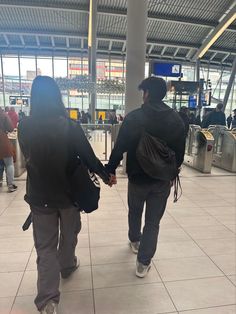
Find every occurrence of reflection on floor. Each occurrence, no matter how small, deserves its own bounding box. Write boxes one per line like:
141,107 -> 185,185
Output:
0,166 -> 235,314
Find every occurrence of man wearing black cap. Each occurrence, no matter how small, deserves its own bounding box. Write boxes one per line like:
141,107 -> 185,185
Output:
106,77 -> 185,278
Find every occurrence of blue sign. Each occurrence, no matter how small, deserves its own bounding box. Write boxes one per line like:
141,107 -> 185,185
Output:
152,62 -> 182,77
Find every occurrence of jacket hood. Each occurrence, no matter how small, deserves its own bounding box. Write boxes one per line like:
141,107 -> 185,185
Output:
142,101 -> 173,121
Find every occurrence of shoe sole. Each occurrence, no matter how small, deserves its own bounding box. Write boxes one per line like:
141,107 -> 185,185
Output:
136,264 -> 151,278
129,242 -> 138,254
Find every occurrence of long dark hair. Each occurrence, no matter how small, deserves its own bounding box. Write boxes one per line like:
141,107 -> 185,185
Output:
30,76 -> 67,117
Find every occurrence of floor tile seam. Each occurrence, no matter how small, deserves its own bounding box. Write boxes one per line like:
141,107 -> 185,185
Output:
0,187 -> 25,216
177,303 -> 236,313
10,245 -> 34,313
152,260 -> 178,313
153,274 -> 227,284
166,212 -> 235,280
226,276 -> 236,287
16,287 -> 94,298
193,208 -> 236,234
92,281 -> 171,292
91,280 -> 165,291
87,216 -> 96,314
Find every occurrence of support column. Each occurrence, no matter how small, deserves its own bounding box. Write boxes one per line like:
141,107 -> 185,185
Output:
125,0 -> 148,114
0,55 -> 6,108
88,0 -> 97,123
223,57 -> 236,112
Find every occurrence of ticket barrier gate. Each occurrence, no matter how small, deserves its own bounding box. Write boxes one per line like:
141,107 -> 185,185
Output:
208,126 -> 236,172
184,125 -> 214,173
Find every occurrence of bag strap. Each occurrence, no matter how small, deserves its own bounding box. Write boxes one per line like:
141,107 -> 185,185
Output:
173,174 -> 182,203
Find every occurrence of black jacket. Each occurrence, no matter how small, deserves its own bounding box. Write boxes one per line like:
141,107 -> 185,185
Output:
18,116 -> 109,210
202,111 -> 226,128
106,102 -> 186,183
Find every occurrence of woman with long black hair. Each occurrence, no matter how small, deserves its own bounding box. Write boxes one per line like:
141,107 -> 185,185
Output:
18,76 -> 111,314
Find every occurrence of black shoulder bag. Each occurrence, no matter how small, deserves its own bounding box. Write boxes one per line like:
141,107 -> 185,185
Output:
67,120 -> 101,213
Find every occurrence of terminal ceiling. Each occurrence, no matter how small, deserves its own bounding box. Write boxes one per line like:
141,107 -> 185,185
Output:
0,0 -> 235,66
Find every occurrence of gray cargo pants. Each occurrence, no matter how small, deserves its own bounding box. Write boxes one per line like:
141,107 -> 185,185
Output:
31,206 -> 81,311
128,180 -> 170,265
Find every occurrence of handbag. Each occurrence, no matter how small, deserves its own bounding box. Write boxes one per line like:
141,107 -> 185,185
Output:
69,156 -> 100,213
67,120 -> 101,213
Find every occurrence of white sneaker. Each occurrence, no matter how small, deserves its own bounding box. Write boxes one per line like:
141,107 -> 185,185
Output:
40,301 -> 58,314
129,241 -> 140,254
136,260 -> 151,278
8,184 -> 17,193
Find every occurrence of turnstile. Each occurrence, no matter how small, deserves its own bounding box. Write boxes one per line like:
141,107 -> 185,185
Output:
184,125 -> 214,173
208,125 -> 236,172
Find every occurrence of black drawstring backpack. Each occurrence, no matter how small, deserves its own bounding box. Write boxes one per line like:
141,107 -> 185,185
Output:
136,130 -> 182,202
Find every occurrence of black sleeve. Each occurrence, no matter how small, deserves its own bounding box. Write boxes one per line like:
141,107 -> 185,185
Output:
71,122 -> 110,183
18,121 -> 28,159
173,135 -> 186,168
106,117 -> 133,174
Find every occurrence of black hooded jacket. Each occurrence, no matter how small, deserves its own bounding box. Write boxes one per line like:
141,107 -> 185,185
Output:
18,116 -> 109,210
106,102 -> 186,183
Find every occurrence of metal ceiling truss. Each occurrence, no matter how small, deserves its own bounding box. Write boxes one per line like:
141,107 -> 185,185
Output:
193,2 -> 236,60
1,31 -> 235,65
0,2 -> 235,32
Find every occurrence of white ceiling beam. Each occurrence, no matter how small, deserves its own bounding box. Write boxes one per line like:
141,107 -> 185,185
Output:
19,35 -> 25,46
148,44 -> 154,55
193,3 -> 236,60
186,48 -> 195,59
173,47 -> 179,57
51,36 -> 55,47
122,42 -> 126,52
108,40 -> 113,51
35,35 -> 40,47
210,52 -> 217,60
161,46 -> 167,56
0,3 -> 235,32
66,37 -> 70,48
221,53 -> 230,62
3,34 -> 9,46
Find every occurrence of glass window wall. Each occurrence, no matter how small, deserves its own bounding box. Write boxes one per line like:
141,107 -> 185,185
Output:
0,54 -> 235,118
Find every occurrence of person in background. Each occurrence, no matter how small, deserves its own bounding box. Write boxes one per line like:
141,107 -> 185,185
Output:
18,76 -> 113,314
106,77 -> 185,278
0,160 -> 4,187
19,110 -> 26,121
0,108 -> 17,192
178,106 -> 190,137
8,107 -> 19,129
81,110 -> 88,124
232,109 -> 236,129
86,110 -> 92,123
202,103 -> 226,128
118,114 -> 124,123
98,115 -> 103,124
189,112 -> 197,125
227,114 -> 233,129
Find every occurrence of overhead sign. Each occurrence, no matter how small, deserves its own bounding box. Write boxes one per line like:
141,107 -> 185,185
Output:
152,62 -> 182,77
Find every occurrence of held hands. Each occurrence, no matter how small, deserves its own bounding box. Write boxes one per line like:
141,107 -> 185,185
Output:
108,174 -> 117,187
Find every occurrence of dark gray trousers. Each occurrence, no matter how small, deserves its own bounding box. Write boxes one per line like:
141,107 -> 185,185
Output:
31,206 -> 81,311
128,180 -> 170,265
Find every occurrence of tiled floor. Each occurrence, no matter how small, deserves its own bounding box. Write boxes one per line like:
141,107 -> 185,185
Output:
0,166 -> 235,314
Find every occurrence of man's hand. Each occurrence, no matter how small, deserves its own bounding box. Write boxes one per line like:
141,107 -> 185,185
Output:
108,174 -> 117,187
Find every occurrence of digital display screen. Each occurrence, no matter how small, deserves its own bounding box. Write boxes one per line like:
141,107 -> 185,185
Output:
152,62 -> 182,77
